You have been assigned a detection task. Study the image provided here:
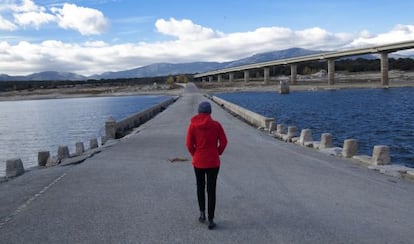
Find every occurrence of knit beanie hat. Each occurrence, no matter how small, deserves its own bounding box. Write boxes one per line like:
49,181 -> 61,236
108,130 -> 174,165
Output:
198,101 -> 211,114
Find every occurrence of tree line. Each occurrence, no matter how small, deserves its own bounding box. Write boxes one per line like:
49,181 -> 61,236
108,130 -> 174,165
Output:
0,74 -> 193,92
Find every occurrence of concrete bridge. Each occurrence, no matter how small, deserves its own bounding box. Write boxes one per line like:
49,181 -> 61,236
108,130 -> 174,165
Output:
194,40 -> 414,86
1,84 -> 414,243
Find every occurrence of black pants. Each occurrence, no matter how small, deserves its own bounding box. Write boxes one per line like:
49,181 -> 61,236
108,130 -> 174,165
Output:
194,167 -> 220,220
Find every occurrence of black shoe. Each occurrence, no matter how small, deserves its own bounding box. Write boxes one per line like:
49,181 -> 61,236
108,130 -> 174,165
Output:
208,219 -> 216,230
198,212 -> 206,223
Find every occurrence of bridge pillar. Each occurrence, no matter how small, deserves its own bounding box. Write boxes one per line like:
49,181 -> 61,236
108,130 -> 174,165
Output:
264,67 -> 270,84
381,52 -> 389,86
217,74 -> 222,83
244,70 -> 250,83
208,76 -> 213,82
229,72 -> 234,83
202,77 -> 206,83
290,64 -> 297,84
328,59 -> 335,85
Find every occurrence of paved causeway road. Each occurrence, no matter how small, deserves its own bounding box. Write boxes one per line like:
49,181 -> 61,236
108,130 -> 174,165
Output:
1,83 -> 414,243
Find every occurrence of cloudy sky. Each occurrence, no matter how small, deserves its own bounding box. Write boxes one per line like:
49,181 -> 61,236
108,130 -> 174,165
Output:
1,0 -> 414,76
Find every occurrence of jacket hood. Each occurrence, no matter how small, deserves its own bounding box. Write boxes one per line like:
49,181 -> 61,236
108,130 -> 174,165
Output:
190,113 -> 213,129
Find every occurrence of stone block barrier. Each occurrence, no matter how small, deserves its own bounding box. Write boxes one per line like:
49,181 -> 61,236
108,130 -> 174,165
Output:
299,129 -> 313,145
6,158 -> 24,178
283,126 -> 297,142
75,142 -> 85,156
105,97 -> 178,140
211,96 -> 274,130
90,138 -> 99,149
371,145 -> 391,165
57,146 -> 70,161
268,121 -> 277,133
342,139 -> 358,158
320,133 -> 333,149
38,151 -> 50,167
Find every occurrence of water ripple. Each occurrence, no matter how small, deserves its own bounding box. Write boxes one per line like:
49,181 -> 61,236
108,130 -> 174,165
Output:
0,95 -> 171,176
217,87 -> 414,167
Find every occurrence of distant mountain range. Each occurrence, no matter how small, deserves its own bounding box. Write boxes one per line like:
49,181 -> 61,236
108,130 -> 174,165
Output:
0,48 -> 412,81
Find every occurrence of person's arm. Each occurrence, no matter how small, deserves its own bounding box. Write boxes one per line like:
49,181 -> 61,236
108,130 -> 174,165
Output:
217,124 -> 227,155
186,124 -> 196,156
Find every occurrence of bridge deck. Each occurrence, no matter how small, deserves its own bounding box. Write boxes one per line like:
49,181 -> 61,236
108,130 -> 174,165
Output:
1,83 -> 414,243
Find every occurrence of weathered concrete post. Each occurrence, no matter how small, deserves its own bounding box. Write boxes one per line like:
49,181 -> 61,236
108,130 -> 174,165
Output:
371,145 -> 390,165
319,133 -> 333,149
105,117 -> 117,140
286,126 -> 297,141
279,81 -> 290,94
208,76 -> 213,82
342,139 -> 358,158
268,121 -> 276,133
202,77 -> 206,83
38,151 -> 50,167
90,138 -> 99,149
6,158 -> 24,177
381,52 -> 389,86
328,59 -> 335,85
244,70 -> 250,83
217,74 -> 222,83
290,64 -> 297,84
299,129 -> 313,145
75,142 -> 85,156
277,124 -> 285,133
264,67 -> 270,85
57,146 -> 70,161
229,72 -> 234,83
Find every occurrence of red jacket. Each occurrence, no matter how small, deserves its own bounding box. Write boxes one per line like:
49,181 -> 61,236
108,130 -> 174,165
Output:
186,113 -> 228,168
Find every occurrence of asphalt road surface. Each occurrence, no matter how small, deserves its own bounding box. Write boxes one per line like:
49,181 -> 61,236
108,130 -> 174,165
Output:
1,83 -> 414,243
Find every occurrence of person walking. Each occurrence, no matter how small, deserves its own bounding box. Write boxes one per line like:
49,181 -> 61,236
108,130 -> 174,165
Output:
186,101 -> 228,230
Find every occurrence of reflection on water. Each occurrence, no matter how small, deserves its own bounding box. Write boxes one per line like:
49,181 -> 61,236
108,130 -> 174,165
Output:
0,95 -> 171,176
217,87 -> 414,167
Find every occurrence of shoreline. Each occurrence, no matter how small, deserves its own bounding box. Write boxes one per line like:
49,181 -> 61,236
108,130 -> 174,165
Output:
198,79 -> 414,94
1,71 -> 414,101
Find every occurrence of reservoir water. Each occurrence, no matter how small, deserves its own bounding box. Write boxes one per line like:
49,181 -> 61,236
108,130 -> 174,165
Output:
0,95 -> 172,177
216,87 -> 414,168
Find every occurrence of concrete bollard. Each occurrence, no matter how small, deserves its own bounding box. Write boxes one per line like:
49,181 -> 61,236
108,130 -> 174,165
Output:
105,117 -> 117,140
299,129 -> 313,145
90,138 -> 99,149
282,126 -> 297,142
287,126 -> 297,138
320,133 -> 333,149
371,145 -> 391,165
279,81 -> 290,94
57,146 -> 70,161
38,151 -> 50,167
342,139 -> 358,158
6,158 -> 24,177
268,121 -> 277,133
276,124 -> 285,134
75,142 -> 85,156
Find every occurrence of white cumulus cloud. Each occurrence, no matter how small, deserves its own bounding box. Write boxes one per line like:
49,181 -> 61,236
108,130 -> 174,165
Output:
0,15 -> 17,30
347,24 -> 414,48
1,18 -> 414,76
155,18 -> 223,41
13,11 -> 55,28
0,1 -> 109,35
51,3 -> 109,35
